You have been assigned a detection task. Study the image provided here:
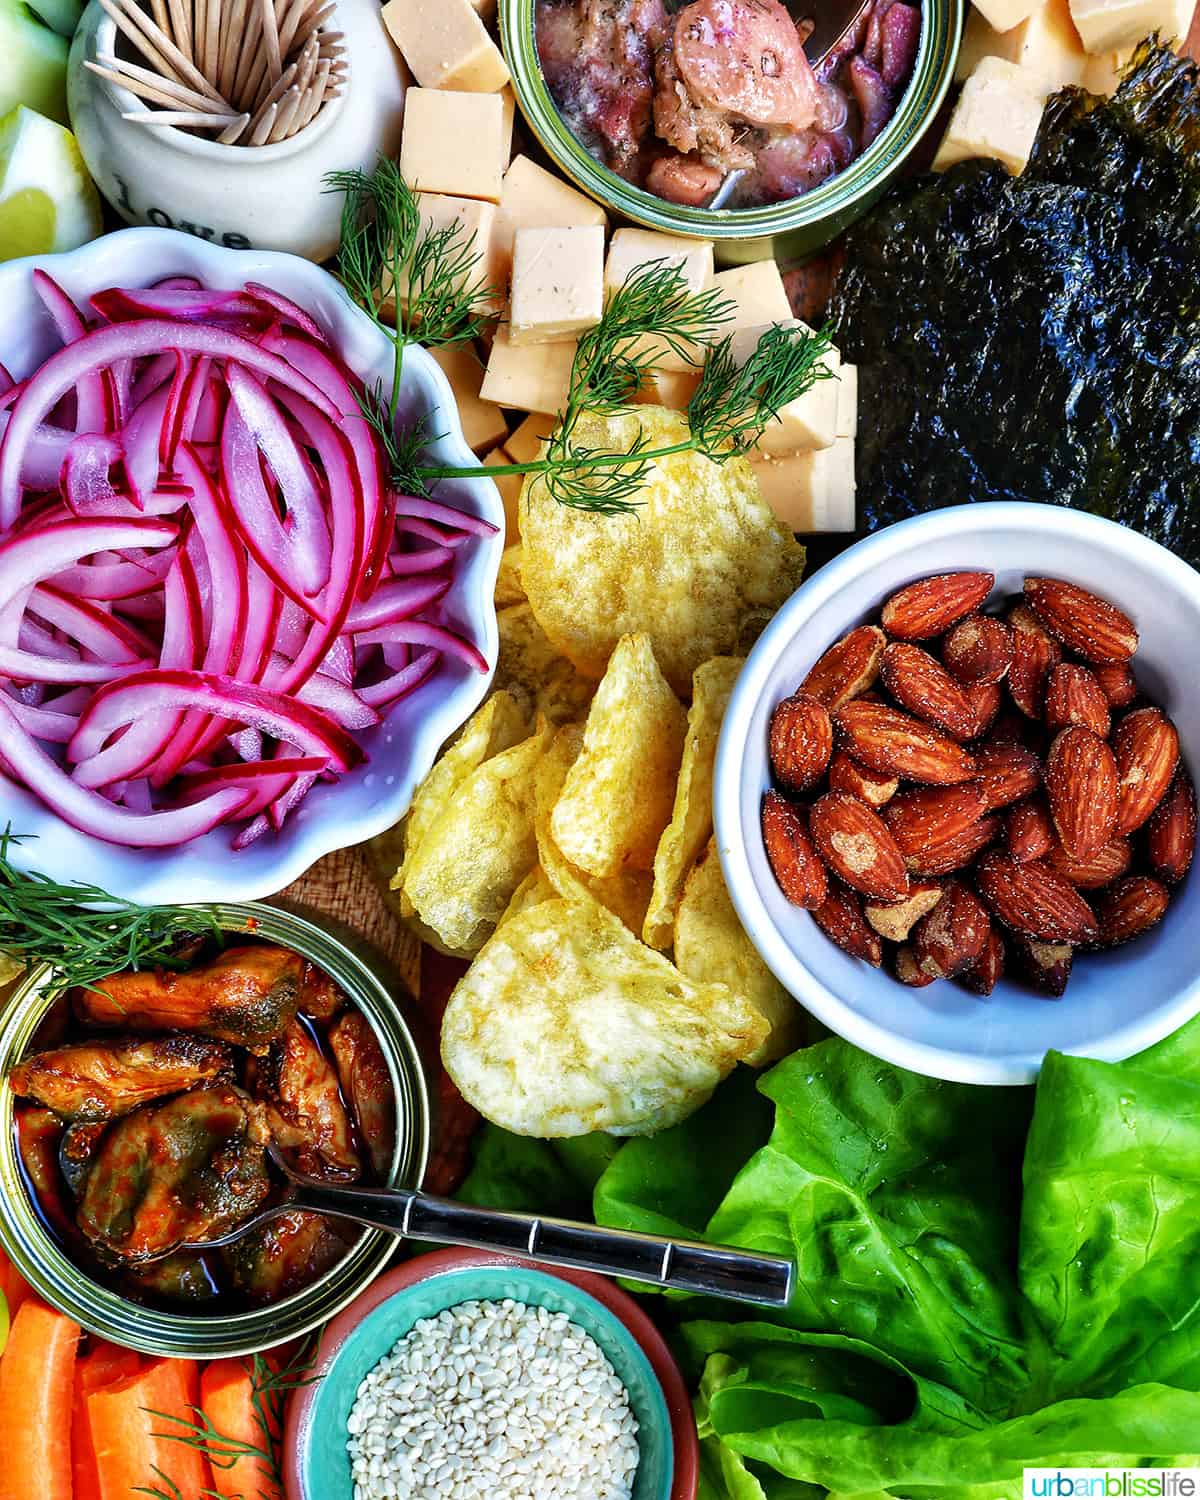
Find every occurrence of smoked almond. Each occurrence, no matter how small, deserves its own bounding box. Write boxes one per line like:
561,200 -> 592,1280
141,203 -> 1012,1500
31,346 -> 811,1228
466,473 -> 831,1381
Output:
942,614 -> 1013,685
835,701 -> 977,785
1044,726 -> 1119,861
895,945 -> 936,987
801,625 -> 886,709
769,692 -> 833,794
1044,663 -> 1111,738
1044,837 -> 1132,890
1094,663 -> 1138,709
1006,605 -> 1062,719
974,742 -> 1041,810
1024,577 -> 1138,664
812,881 -> 883,967
865,881 -> 945,942
880,571 -> 994,641
963,680 -> 1003,739
961,929 -> 1005,996
1113,707 -> 1179,835
883,783 -> 989,862
1006,799 -> 1056,864
761,792 -> 828,910
1147,769 -> 1196,885
881,642 -> 979,741
1097,875 -> 1170,947
906,815 -> 1001,876
1014,938 -> 1073,998
809,791 -> 909,902
975,852 -> 1099,944
828,752 -> 899,808
912,880 -> 990,979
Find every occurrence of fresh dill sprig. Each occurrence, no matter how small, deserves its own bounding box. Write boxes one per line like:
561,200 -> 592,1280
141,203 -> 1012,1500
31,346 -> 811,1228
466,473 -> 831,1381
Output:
327,161 -> 841,516
0,829 -> 221,994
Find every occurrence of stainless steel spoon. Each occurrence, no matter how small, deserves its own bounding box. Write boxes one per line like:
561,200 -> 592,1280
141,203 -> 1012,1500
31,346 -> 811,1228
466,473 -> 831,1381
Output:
156,1152 -> 795,1307
705,0 -> 874,210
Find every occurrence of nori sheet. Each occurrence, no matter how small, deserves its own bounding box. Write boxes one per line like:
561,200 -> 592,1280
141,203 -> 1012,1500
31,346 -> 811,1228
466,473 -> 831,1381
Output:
829,43 -> 1200,564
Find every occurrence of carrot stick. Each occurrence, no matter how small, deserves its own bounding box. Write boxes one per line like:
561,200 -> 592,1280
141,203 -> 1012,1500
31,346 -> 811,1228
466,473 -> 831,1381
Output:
89,1357 -> 214,1500
0,1246 -> 32,1326
75,1343 -> 143,1500
200,1357 -> 283,1500
0,1298 -> 81,1500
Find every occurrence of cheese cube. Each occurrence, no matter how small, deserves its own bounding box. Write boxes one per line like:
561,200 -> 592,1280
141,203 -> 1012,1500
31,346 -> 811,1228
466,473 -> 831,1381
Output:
500,86 -> 515,163
711,259 -> 793,329
493,156 -> 608,280
955,0 -> 1085,86
731,321 -> 841,454
505,411 -> 554,464
1070,0 -> 1194,50
1082,43 -> 1131,91
605,228 -> 715,372
429,345 -> 509,454
510,225 -> 605,345
934,58 -> 1049,175
969,0 -> 1041,31
399,90 -> 507,201
484,447 -> 523,540
751,438 -> 857,533
635,368 -> 700,411
381,0 -> 509,91
836,364 -> 858,440
382,194 -> 500,323
480,324 -> 576,414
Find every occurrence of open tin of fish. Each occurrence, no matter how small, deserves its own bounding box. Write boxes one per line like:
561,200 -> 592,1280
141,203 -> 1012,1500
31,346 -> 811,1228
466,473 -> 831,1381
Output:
501,0 -> 962,261
0,902 -> 431,1357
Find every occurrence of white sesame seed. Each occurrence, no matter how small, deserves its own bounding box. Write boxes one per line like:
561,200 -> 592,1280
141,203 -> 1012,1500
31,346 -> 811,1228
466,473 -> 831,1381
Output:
346,1297 -> 640,1500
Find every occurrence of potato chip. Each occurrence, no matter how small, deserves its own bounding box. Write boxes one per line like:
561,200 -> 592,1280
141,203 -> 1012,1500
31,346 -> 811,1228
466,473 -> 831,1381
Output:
496,866 -> 559,932
495,543 -> 526,608
674,838 -> 802,1066
643,655 -> 743,950
493,602 -> 595,727
402,719 -> 550,955
386,691 -> 531,917
441,896 -> 769,1136
0,950 -> 24,987
519,405 -> 806,694
550,634 -> 686,879
533,723 -> 653,935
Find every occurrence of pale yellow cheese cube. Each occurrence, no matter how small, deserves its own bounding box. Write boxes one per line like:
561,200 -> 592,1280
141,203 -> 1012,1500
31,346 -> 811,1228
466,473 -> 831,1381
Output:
934,57 -> 1049,175
505,411 -> 555,464
731,321 -> 841,454
480,324 -> 576,414
429,345 -> 509,454
1082,44 -> 1131,91
510,225 -> 605,345
382,194 -> 501,323
836,364 -> 858,440
399,90 -> 507,201
605,227 -> 715,373
752,437 -> 857,533
969,0 -> 1041,32
381,0 -> 509,91
500,86 -> 516,163
1070,0 -> 1193,50
484,446 -> 523,539
635,369 -> 700,411
955,0 -> 1085,87
711,259 -> 793,329
493,156 -> 608,281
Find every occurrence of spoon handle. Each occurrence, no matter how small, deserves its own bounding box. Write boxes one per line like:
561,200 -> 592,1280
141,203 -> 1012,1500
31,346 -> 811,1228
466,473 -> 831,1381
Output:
292,1180 -> 794,1308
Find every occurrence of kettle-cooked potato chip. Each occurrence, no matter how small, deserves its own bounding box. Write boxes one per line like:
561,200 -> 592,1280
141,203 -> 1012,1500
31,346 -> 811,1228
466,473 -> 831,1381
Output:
494,603 -> 595,727
495,544 -> 526,608
387,691 -> 532,918
643,655 -> 743,950
534,723 -> 653,935
519,406 -> 806,695
402,719 -> 550,956
441,896 -> 769,1137
550,634 -> 687,879
496,866 -> 559,932
674,838 -> 802,1066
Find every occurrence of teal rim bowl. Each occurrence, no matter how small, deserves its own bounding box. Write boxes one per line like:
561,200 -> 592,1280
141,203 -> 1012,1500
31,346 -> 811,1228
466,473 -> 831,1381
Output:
285,1249 -> 699,1500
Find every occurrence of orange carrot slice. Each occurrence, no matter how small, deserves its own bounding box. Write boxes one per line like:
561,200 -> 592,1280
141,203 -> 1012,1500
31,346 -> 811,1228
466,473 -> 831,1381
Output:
0,1297 -> 81,1500
89,1356 -> 213,1500
74,1342 -> 143,1500
200,1357 -> 284,1500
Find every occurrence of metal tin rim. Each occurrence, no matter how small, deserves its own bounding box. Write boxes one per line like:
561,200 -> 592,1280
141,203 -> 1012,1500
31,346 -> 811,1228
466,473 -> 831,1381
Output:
501,0 -> 963,243
0,901 -> 431,1358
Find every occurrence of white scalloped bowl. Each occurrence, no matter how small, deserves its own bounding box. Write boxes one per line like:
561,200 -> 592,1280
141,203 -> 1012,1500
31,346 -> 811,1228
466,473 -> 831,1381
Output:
0,228 -> 502,904
715,503 -> 1200,1085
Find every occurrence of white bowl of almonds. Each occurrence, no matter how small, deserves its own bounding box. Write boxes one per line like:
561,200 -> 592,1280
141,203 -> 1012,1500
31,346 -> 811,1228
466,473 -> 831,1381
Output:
715,502 -> 1200,1085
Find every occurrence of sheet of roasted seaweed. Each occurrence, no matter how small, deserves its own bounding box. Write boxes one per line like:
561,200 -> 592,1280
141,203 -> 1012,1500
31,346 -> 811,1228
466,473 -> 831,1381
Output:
830,43 -> 1200,563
